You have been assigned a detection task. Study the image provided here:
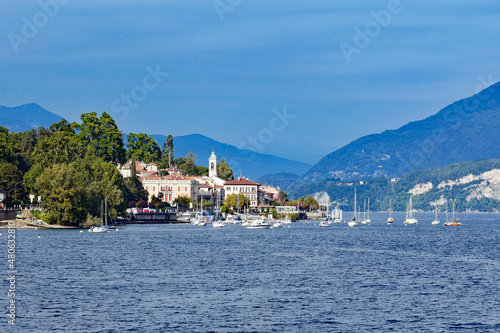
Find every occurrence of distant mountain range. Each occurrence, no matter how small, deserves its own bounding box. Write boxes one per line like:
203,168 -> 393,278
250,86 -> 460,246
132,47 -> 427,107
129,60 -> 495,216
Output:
0,103 -> 311,180
304,81 -> 500,181
287,159 -> 500,212
0,103 -> 63,132
150,134 -> 311,180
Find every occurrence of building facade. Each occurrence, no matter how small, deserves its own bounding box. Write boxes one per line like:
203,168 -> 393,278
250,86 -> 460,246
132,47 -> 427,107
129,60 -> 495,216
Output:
141,174 -> 199,204
224,177 -> 261,208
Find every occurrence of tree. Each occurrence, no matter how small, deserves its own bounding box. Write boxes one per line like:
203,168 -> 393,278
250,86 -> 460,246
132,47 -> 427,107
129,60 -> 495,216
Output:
162,135 -> 174,166
126,133 -> 161,163
186,151 -> 197,162
31,131 -> 86,166
279,190 -> 288,203
33,163 -> 86,225
218,158 -> 234,181
75,112 -> 125,164
179,151 -> 197,175
49,119 -> 74,133
0,162 -> 25,204
174,196 -> 192,208
224,193 -> 248,211
196,166 -> 209,176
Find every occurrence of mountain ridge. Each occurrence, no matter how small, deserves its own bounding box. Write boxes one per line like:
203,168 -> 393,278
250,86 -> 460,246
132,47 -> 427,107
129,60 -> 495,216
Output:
0,103 -> 311,180
304,81 -> 500,181
0,103 -> 64,132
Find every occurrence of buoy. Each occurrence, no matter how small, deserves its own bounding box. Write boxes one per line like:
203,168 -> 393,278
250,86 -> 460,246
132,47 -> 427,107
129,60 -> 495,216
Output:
80,230 -> 83,233
38,234 -> 41,238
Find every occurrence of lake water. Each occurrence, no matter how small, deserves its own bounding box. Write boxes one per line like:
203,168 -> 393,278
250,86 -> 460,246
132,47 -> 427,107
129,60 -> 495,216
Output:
2,212 -> 500,332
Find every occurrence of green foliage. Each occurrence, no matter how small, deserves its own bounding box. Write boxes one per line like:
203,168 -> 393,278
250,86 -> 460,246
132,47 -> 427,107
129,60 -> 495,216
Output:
218,158 -> 234,181
127,132 -> 162,163
279,190 -> 288,203
288,159 -> 500,212
161,134 -> 174,167
179,152 -> 197,175
174,196 -> 192,208
0,161 -> 25,203
32,131 -> 85,166
33,163 -> 86,225
221,205 -> 230,213
196,166 -> 209,176
224,193 -> 248,211
75,112 -> 126,164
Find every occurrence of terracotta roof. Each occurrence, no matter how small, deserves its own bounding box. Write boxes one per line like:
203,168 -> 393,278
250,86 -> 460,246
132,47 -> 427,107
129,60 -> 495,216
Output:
224,177 -> 260,186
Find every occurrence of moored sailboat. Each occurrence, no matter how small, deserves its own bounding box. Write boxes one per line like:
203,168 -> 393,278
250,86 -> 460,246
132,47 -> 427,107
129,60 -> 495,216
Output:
348,189 -> 358,227
387,198 -> 394,224
444,199 -> 461,226
404,195 -> 418,224
431,205 -> 440,225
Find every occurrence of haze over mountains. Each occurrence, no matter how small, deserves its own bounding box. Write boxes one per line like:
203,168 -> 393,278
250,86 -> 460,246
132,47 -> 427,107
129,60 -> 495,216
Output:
303,81 -> 500,181
3,81 -> 499,184
0,104 -> 63,132
0,103 -> 311,180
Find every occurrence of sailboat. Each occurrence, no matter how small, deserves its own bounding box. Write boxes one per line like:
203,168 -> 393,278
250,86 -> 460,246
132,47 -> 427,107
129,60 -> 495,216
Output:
361,199 -> 368,224
444,199 -> 461,226
89,198 -> 111,233
404,195 -> 418,224
431,205 -> 440,225
387,198 -> 394,224
212,191 -> 224,228
348,189 -> 358,227
366,198 -> 371,223
332,203 -> 342,223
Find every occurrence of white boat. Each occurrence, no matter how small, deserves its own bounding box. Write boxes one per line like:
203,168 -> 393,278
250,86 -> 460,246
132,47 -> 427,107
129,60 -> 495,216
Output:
88,226 -> 107,233
272,221 -> 283,228
444,199 -> 461,226
348,189 -> 358,227
431,205 -> 440,225
246,219 -> 271,229
89,198 -> 112,233
331,204 -> 342,223
387,198 -> 394,224
404,195 -> 418,224
212,221 -> 224,228
319,220 -> 331,227
361,199 -> 368,224
366,198 -> 371,223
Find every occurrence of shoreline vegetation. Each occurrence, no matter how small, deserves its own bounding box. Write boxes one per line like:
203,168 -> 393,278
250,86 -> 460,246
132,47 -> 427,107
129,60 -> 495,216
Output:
2,112 -> 499,229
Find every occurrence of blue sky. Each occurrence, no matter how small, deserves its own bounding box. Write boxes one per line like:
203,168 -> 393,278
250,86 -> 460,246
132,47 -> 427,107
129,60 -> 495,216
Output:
1,0 -> 500,164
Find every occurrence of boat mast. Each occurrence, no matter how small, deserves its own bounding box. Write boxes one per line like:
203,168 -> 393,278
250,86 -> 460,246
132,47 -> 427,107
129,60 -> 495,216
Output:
453,199 -> 455,220
367,198 -> 370,220
354,188 -> 357,221
389,198 -> 392,217
446,199 -> 448,222
105,198 -> 108,227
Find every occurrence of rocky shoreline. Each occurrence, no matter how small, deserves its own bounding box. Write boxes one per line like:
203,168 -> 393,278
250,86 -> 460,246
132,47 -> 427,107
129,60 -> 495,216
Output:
0,219 -> 79,229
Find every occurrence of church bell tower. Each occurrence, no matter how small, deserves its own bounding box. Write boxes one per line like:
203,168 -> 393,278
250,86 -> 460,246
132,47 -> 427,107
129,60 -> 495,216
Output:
209,148 -> 218,178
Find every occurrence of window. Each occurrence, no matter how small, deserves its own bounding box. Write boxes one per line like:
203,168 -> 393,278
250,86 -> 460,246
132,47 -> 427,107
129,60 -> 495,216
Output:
153,186 -> 155,191
185,186 -> 187,192
252,187 -> 256,192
